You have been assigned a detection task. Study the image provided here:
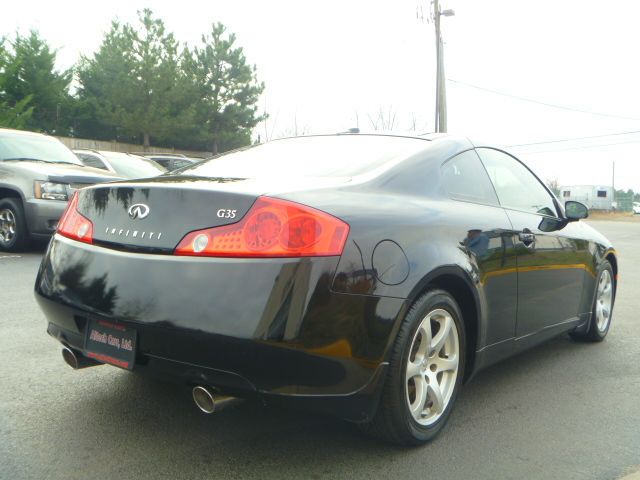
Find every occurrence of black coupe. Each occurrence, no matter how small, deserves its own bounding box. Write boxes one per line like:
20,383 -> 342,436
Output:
35,133 -> 617,445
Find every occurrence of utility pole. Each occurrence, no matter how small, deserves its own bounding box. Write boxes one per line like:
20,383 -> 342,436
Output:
612,160 -> 616,209
433,0 -> 454,132
612,160 -> 615,191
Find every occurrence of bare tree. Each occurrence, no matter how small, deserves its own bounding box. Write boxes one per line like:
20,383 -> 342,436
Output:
291,112 -> 310,136
368,106 -> 398,131
260,96 -> 279,142
547,178 -> 561,197
272,113 -> 311,139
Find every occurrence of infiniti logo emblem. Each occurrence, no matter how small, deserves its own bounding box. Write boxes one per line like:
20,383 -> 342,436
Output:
128,204 -> 150,220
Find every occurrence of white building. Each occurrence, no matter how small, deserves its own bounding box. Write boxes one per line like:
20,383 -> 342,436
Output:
559,185 -> 614,210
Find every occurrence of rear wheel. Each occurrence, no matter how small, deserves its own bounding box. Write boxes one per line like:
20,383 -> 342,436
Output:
360,289 -> 465,445
571,261 -> 615,342
0,198 -> 28,252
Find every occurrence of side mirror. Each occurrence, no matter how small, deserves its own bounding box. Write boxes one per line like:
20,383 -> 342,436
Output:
565,201 -> 588,221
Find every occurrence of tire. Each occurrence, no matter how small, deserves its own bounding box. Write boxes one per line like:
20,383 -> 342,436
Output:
0,198 -> 29,252
571,261 -> 615,342
360,289 -> 466,445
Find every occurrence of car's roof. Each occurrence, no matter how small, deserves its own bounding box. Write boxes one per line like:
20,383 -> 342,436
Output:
280,131 -> 435,143
73,148 -> 102,155
270,131 -> 482,148
98,150 -> 145,158
0,128 -> 54,139
98,150 -> 130,156
136,153 -> 188,158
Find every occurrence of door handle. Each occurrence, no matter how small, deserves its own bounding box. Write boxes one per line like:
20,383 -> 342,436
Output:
519,229 -> 535,246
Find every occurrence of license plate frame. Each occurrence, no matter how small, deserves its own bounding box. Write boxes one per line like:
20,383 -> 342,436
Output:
84,319 -> 137,370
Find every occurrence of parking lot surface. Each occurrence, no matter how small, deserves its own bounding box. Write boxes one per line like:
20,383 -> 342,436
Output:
1,220 -> 638,480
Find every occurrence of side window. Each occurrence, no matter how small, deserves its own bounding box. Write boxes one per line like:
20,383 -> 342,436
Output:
440,150 -> 499,206
477,148 -> 557,217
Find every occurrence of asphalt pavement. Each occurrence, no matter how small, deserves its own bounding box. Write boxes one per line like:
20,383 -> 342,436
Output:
1,220 -> 638,480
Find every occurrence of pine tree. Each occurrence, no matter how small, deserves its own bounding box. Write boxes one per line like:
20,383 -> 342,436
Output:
77,9 -> 194,149
186,23 -> 265,154
0,32 -> 69,133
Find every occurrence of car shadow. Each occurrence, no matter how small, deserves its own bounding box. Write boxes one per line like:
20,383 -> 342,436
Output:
28,238 -> 51,252
37,331 -> 609,480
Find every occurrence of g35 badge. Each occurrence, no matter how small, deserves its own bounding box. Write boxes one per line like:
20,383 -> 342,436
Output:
217,209 -> 237,219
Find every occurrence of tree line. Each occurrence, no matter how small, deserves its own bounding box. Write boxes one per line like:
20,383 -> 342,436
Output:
0,9 -> 265,154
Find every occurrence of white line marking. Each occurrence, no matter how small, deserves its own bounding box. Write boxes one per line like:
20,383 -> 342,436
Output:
0,255 -> 22,259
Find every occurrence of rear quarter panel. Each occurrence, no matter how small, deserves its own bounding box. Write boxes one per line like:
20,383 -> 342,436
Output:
291,190 -> 519,353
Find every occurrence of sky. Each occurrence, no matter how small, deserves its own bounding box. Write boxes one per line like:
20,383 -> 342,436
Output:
2,0 -> 640,191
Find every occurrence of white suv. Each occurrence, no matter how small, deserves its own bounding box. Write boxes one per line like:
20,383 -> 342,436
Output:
633,202 -> 640,214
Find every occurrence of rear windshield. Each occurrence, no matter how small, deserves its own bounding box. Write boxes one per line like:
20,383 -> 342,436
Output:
101,152 -> 167,178
0,132 -> 82,165
183,135 -> 428,178
76,152 -> 107,170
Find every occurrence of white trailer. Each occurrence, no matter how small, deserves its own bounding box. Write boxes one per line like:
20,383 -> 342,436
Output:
559,185 -> 614,210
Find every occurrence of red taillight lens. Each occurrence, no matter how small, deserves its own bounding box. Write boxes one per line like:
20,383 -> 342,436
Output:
56,192 -> 93,244
175,197 -> 349,258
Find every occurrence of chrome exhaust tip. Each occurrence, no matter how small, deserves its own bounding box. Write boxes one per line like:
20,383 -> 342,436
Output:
192,386 -> 240,414
192,386 -> 216,413
62,346 -> 80,369
61,347 -> 99,369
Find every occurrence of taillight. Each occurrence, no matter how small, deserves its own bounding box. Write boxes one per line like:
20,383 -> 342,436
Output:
175,196 -> 349,258
56,192 -> 93,244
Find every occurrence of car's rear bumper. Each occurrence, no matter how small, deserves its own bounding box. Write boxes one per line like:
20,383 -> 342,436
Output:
43,317 -> 389,422
25,198 -> 68,236
35,235 -> 405,421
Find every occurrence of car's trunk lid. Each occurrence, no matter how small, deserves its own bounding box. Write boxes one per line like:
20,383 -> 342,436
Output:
76,175 -> 350,252
77,178 -> 259,252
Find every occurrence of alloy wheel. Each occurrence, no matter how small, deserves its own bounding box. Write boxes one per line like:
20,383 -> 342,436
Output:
0,208 -> 16,244
595,269 -> 613,332
405,308 -> 460,426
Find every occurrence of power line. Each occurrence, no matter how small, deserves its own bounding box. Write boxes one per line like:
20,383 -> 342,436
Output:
448,78 -> 640,122
508,130 -> 640,147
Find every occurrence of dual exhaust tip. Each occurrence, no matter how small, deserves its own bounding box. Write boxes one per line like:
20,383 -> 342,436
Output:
62,348 -> 239,414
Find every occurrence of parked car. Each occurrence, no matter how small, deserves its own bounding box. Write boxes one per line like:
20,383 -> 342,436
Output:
35,134 -> 617,445
633,202 -> 640,214
138,153 -> 198,171
74,150 -> 167,178
0,128 -> 121,251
